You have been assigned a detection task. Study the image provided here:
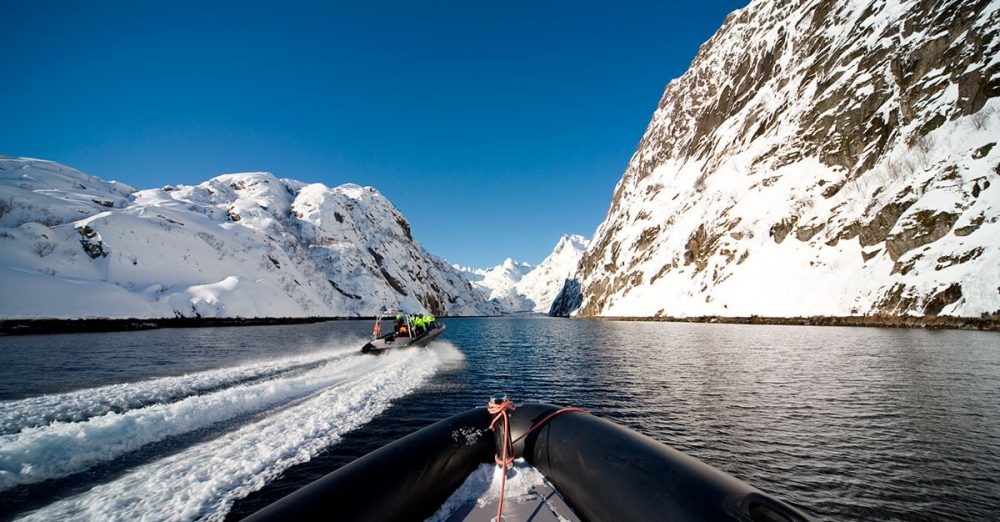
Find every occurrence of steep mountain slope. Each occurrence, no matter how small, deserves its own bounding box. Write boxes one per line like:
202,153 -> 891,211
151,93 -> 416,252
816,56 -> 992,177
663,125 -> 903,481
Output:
0,156 -> 497,319
554,0 -> 1000,320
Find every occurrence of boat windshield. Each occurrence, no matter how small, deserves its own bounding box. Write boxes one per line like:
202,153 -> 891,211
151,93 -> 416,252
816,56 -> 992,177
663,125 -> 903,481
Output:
375,308 -> 414,338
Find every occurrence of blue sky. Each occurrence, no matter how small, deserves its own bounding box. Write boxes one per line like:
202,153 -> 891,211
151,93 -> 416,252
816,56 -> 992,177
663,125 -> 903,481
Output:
1,0 -> 748,268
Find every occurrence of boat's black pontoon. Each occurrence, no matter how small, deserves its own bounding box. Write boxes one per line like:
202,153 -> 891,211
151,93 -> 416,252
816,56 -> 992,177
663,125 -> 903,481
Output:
244,402 -> 813,521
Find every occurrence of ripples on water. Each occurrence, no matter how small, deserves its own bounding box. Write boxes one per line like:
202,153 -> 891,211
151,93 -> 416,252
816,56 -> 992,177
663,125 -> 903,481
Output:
233,318 -> 1000,521
1,318 -> 997,521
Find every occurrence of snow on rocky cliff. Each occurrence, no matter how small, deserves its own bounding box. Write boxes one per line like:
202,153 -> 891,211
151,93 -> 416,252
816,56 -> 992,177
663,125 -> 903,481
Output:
553,0 -> 1000,320
517,234 -> 590,313
0,156 -> 497,319
456,234 -> 589,314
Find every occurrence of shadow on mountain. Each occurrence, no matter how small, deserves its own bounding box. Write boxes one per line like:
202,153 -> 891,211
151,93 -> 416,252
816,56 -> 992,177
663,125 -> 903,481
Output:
548,278 -> 581,317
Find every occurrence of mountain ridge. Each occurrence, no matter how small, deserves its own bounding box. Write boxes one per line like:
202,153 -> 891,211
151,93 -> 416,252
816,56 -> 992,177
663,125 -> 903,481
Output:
0,156 -> 499,319
552,0 -> 1000,322
454,234 -> 590,314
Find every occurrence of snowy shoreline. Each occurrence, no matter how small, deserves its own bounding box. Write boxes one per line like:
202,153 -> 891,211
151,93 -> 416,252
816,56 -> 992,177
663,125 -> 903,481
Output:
586,314 -> 1000,332
0,314 -> 512,336
0,316 -> 338,336
3,313 -> 996,336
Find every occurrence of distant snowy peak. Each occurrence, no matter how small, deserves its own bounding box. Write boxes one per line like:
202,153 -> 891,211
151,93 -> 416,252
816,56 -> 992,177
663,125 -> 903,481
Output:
550,234 -> 589,259
451,264 -> 489,282
454,235 -> 590,314
481,258 -> 534,285
517,234 -> 590,314
0,157 -> 498,319
454,258 -> 533,288
556,0 -> 1000,319
456,258 -> 532,312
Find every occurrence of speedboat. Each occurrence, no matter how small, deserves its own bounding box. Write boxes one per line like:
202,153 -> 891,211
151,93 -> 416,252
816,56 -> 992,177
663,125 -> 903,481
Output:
360,307 -> 446,354
243,400 -> 814,521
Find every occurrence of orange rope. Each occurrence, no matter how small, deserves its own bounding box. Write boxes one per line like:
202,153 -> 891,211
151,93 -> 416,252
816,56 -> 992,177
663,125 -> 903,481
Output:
511,407 -> 587,446
487,398 -> 515,521
487,399 -> 586,521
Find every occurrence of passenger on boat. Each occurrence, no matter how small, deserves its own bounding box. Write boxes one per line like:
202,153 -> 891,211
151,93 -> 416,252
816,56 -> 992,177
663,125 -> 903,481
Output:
412,314 -> 436,334
394,315 -> 409,336
412,315 -> 427,334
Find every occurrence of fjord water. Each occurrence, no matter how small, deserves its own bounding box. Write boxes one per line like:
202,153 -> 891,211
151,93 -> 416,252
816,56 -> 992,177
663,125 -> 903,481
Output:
1,319 -> 997,521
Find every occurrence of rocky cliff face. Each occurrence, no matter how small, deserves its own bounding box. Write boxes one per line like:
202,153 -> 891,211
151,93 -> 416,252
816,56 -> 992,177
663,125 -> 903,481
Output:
0,156 -> 497,319
554,0 -> 1000,319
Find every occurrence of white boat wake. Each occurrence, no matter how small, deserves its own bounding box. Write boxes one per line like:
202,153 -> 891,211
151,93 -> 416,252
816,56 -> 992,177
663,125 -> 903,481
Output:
0,348 -> 353,435
2,341 -> 462,521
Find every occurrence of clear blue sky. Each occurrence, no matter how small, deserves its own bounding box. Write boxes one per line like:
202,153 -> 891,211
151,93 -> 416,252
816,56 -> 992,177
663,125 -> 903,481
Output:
1,0 -> 748,268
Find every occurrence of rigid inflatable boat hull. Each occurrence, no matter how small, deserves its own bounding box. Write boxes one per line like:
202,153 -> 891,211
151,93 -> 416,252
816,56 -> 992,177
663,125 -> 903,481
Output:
361,324 -> 446,354
244,403 -> 812,521
244,408 -> 492,521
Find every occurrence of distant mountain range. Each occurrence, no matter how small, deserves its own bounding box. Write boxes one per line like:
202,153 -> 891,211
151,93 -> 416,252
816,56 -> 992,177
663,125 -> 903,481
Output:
4,0 -> 997,326
0,156 -> 500,319
552,0 -> 999,323
454,234 -> 590,314
0,156 -> 589,321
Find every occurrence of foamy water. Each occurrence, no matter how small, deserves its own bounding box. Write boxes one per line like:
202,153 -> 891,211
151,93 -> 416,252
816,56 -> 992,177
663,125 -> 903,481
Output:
2,339 -> 462,521
0,349 -> 349,435
429,460 -> 571,522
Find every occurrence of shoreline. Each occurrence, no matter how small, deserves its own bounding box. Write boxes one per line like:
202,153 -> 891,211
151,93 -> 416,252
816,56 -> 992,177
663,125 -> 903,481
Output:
0,316 -> 346,336
0,314 -> 500,336
587,314 -> 1000,332
2,313 -> 997,336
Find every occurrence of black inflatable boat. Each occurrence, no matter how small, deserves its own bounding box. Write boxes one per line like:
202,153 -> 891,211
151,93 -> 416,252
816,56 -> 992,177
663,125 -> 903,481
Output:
361,307 -> 445,354
243,402 -> 813,521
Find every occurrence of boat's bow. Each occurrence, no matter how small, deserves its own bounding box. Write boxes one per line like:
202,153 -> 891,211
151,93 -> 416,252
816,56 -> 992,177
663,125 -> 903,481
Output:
244,402 -> 814,521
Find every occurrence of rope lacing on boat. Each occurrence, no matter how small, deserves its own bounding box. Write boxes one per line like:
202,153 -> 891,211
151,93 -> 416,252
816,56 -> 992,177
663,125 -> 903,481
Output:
487,397 -> 586,521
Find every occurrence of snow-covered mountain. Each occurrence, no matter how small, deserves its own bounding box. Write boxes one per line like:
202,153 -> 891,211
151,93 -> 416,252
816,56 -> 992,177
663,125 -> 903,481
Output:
456,234 -> 590,314
0,156 -> 499,319
451,265 -> 490,282
517,234 -> 590,313
553,0 -> 1000,320
456,258 -> 534,312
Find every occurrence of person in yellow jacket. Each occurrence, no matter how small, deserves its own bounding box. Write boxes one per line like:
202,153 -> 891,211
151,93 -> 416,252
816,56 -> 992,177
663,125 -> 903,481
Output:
410,314 -> 436,334
410,315 -> 421,334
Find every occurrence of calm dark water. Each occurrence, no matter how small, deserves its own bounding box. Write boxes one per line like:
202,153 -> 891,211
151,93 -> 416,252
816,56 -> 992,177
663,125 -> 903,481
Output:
1,318 -> 998,521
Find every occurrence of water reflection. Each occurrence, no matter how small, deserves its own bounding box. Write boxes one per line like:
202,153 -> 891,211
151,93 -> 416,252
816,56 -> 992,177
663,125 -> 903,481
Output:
443,319 -> 1000,520
2,318 -> 997,521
